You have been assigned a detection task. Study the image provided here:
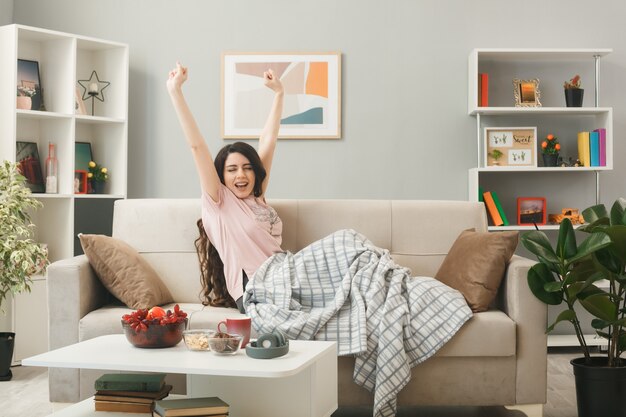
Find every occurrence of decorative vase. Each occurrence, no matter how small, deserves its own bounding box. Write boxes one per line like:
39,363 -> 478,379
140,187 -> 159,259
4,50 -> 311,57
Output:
90,180 -> 105,194
565,88 -> 584,107
0,332 -> 15,381
542,153 -> 559,167
16,96 -> 32,110
571,357 -> 626,417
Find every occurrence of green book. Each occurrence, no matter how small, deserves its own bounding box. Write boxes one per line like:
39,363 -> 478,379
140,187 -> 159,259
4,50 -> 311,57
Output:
154,397 -> 229,417
478,186 -> 485,202
490,191 -> 509,226
94,373 -> 166,392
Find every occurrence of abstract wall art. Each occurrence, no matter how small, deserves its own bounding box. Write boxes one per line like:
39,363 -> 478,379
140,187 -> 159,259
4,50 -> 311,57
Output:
222,52 -> 341,139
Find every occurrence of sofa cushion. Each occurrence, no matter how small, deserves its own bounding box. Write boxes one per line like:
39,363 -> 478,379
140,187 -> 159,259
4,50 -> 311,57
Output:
435,229 -> 518,312
79,234 -> 173,309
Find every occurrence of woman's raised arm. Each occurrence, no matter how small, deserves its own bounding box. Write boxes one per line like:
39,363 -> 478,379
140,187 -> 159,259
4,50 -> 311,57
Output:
167,62 -> 221,202
257,69 -> 284,197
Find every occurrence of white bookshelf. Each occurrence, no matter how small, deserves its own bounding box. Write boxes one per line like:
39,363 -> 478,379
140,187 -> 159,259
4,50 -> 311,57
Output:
0,24 -> 128,362
467,48 -> 613,232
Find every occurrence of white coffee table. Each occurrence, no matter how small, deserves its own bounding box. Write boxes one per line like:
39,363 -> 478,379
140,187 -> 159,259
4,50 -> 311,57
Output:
23,335 -> 337,417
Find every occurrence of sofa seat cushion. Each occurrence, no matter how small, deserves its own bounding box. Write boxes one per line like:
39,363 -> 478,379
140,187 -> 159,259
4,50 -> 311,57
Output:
434,310 -> 515,357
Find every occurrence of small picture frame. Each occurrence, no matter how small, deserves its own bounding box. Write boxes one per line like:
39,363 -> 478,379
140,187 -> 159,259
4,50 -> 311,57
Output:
16,141 -> 45,193
75,142 -> 93,172
74,170 -> 88,194
484,127 -> 537,168
513,78 -> 541,107
74,87 -> 87,115
518,197 -> 547,226
17,59 -> 44,111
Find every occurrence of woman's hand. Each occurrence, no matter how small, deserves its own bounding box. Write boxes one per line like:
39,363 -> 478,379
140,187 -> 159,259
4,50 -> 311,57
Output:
263,69 -> 284,94
167,61 -> 188,94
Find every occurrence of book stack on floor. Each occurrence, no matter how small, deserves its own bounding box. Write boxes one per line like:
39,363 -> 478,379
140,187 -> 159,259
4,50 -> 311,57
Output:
94,373 -> 172,413
153,397 -> 230,417
480,187 -> 509,227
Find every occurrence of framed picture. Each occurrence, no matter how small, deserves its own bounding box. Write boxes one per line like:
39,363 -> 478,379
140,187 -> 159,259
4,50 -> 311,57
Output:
75,142 -> 93,172
484,127 -> 537,168
513,78 -> 541,107
74,87 -> 87,115
16,141 -> 45,193
518,197 -> 547,226
222,52 -> 341,139
74,170 -> 88,194
17,59 -> 43,111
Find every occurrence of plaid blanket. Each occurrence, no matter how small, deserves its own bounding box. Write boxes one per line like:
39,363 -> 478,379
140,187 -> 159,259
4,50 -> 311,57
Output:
244,229 -> 472,417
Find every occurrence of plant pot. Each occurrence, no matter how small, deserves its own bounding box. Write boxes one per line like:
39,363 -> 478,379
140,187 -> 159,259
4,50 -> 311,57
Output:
90,180 -> 105,194
571,357 -> 626,417
565,88 -> 584,107
0,332 -> 15,381
542,153 -> 559,167
16,96 -> 32,110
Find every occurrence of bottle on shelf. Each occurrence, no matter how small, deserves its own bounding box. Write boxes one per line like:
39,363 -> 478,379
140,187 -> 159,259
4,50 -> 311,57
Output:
45,142 -> 58,194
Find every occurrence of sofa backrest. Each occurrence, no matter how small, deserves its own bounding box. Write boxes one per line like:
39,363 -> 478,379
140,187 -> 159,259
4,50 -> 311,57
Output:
112,199 -> 488,303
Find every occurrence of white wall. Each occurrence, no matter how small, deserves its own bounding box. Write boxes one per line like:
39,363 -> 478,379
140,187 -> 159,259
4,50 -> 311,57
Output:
0,0 -> 12,25
11,0 -> 626,205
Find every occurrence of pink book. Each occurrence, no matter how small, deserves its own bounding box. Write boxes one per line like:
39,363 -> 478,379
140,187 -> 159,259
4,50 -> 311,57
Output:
594,128 -> 607,166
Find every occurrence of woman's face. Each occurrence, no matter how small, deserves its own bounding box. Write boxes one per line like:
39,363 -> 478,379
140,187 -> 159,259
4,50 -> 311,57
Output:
223,152 -> 256,199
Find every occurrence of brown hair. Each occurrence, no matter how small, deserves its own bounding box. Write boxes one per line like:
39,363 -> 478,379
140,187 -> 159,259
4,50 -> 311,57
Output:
194,218 -> 236,308
214,142 -> 266,198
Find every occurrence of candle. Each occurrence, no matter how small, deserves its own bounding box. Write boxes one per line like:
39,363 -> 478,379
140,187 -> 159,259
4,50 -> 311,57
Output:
88,82 -> 99,94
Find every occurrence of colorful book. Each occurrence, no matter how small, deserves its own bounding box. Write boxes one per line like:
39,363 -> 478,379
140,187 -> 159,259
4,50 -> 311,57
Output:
154,397 -> 229,417
490,191 -> 510,226
589,130 -> 600,167
479,73 -> 489,107
594,128 -> 607,166
94,400 -> 153,413
577,131 -> 590,167
94,373 -> 166,392
482,191 -> 503,226
478,186 -> 485,202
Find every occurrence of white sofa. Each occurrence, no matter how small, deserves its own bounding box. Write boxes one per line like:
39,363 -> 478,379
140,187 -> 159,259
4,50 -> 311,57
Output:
47,198 -> 546,415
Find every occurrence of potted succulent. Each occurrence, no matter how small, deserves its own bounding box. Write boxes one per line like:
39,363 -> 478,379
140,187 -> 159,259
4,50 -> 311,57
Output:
0,161 -> 49,380
540,133 -> 561,167
520,197 -> 626,417
564,74 -> 584,107
16,85 -> 36,110
488,149 -> 503,166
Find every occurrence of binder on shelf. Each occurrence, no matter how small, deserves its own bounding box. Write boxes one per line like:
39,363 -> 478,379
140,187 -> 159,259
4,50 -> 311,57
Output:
478,73 -> 489,107
577,131 -> 591,167
594,128 -> 607,166
589,130 -> 600,167
482,191 -> 503,226
491,191 -> 510,226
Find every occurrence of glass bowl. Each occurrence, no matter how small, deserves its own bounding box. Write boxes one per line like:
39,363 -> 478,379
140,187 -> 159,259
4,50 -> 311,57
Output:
121,319 -> 187,348
182,329 -> 216,351
207,332 -> 243,355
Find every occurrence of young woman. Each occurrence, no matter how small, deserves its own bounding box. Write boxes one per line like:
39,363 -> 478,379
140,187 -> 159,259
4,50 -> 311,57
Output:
167,62 -> 285,312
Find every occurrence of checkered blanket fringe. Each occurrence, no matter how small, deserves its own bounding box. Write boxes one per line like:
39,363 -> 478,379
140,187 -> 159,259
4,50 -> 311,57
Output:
244,229 -> 472,417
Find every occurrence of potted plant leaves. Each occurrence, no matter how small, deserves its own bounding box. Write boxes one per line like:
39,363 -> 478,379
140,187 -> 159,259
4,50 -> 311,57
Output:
520,197 -> 626,417
488,149 -> 503,166
0,161 -> 49,380
564,74 -> 584,107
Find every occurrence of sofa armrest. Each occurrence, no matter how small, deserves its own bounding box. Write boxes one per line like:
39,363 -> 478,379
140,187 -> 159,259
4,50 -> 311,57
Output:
47,255 -> 110,349
498,254 -> 546,405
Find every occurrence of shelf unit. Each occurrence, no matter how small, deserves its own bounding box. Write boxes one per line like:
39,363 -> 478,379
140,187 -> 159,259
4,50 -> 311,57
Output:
468,49 -> 614,348
0,24 -> 128,362
467,48 -> 613,232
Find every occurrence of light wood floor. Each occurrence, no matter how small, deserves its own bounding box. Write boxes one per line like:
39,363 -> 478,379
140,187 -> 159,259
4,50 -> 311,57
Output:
1,348 -> 579,417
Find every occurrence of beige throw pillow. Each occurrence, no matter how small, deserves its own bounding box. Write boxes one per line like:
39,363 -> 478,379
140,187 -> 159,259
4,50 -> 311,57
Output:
435,229 -> 518,312
79,234 -> 173,309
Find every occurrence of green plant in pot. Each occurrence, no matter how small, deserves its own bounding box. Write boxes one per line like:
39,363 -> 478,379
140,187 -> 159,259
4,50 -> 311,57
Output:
521,197 -> 626,417
0,160 -> 49,381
